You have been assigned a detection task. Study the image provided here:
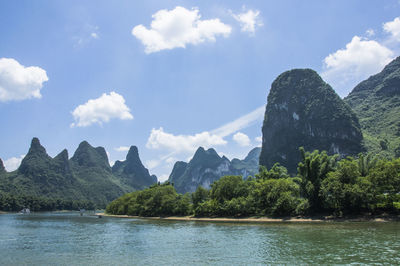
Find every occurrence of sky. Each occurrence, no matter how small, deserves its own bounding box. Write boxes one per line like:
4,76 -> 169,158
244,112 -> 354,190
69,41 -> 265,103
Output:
1,0 -> 400,181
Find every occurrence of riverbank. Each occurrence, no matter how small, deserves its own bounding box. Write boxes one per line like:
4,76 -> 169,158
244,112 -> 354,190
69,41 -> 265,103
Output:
98,213 -> 400,223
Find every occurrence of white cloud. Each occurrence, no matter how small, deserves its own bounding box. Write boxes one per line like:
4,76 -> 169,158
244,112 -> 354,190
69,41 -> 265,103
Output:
146,127 -> 227,153
366,29 -> 375,37
146,106 -> 266,179
72,25 -> 99,48
383,17 -> 400,42
4,154 -> 25,172
159,174 -> 169,182
321,36 -> 394,97
211,105 -> 265,137
71,91 -> 133,127
232,8 -> 263,34
132,6 -> 232,53
145,160 -> 160,170
232,132 -> 251,147
115,146 -> 130,152
255,136 -> 262,143
0,58 -> 48,102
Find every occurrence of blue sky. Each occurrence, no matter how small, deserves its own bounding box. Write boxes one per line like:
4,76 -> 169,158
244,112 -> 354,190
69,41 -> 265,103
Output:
1,0 -> 400,181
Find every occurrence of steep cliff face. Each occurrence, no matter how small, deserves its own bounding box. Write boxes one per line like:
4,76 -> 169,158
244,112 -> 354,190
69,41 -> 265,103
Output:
112,146 -> 157,190
345,56 -> 400,158
169,147 -> 261,193
260,69 -> 364,173
0,158 -> 5,174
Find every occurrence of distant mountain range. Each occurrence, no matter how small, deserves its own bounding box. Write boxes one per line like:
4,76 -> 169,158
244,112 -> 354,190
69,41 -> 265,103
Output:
168,147 -> 261,193
0,138 -> 156,207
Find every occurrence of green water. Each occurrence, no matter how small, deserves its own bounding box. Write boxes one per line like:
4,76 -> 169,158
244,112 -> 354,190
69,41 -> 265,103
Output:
0,213 -> 399,265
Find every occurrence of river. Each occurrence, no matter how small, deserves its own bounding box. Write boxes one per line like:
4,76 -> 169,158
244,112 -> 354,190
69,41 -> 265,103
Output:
0,212 -> 399,265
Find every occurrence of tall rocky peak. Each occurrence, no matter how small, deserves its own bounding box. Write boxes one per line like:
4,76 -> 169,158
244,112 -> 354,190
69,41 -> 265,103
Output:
27,137 -> 49,158
260,69 -> 364,173
19,137 -> 52,174
126,146 -> 140,162
112,146 -> 157,190
191,147 -> 222,166
169,161 -> 188,185
345,56 -> 400,157
71,141 -> 111,170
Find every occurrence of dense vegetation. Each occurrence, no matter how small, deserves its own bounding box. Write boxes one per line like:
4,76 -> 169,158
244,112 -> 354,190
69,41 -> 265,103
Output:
107,148 -> 400,217
106,183 -> 191,216
0,138 -> 157,210
345,56 -> 400,159
0,191 -> 95,212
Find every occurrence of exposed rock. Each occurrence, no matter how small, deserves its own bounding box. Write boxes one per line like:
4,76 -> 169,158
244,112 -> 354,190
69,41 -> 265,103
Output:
0,158 -> 5,173
260,69 -> 364,173
112,146 -> 157,190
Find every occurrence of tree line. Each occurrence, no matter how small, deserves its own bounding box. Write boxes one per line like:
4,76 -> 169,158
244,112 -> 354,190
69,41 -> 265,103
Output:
0,191 -> 95,212
106,148 -> 400,217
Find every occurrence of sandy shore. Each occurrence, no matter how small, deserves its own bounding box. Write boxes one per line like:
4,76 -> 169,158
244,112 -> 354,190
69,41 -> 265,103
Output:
97,213 -> 399,223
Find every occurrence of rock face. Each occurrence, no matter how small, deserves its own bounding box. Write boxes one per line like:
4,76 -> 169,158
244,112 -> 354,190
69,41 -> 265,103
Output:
230,147 -> 261,178
169,147 -> 261,194
259,69 -> 364,173
0,138 -> 156,207
112,146 -> 157,190
0,158 -> 5,173
345,56 -> 400,158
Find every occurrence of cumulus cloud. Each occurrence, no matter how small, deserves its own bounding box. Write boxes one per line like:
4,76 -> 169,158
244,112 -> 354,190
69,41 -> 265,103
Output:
232,132 -> 251,147
146,106 -> 266,179
255,136 -> 262,143
232,8 -> 263,34
115,146 -> 130,152
71,92 -> 133,127
132,6 -> 232,53
146,127 -> 227,153
383,17 -> 400,42
0,58 -> 48,102
321,36 -> 394,97
4,155 -> 25,171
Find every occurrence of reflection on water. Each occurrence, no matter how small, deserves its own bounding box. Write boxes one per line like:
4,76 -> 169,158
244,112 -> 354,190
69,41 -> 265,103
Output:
0,212 -> 399,265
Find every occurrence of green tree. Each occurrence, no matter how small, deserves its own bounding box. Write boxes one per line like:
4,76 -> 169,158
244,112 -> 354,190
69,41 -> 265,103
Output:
297,147 -> 338,212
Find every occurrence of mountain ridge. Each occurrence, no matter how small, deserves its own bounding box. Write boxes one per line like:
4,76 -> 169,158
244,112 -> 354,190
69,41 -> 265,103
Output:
0,138 -> 157,207
169,147 -> 261,193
